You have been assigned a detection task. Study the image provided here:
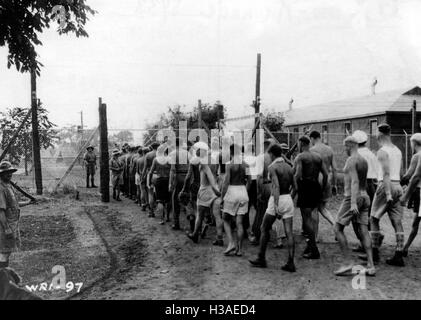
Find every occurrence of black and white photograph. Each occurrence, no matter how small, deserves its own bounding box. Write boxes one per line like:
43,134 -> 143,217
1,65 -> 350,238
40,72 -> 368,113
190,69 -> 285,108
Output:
0,0 -> 421,306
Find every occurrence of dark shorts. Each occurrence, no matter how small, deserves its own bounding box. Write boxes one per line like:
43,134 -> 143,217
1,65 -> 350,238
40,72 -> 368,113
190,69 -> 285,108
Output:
336,194 -> 370,226
86,165 -> 95,175
297,179 -> 322,209
155,177 -> 170,203
408,187 -> 420,214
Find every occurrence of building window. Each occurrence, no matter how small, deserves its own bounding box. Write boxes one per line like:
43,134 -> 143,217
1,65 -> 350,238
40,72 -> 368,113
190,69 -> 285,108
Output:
344,122 -> 352,135
370,119 -> 378,136
322,125 -> 328,144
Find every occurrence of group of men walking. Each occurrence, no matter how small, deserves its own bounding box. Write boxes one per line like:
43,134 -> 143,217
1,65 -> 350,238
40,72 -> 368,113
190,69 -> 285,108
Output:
104,123 -> 421,276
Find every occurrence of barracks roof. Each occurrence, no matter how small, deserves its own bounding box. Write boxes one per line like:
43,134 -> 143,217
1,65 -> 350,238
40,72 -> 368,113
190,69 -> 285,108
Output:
284,86 -> 421,126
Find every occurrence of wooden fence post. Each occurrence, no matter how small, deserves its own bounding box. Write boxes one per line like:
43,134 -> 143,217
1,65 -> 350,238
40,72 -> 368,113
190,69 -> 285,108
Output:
99,100 -> 110,202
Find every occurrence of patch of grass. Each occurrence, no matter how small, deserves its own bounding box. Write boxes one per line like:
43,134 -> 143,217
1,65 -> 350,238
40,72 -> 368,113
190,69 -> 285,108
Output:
19,215 -> 76,251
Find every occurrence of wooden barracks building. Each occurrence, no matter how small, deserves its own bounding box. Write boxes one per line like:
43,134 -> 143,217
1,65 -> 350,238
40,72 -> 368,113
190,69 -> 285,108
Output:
283,86 -> 421,168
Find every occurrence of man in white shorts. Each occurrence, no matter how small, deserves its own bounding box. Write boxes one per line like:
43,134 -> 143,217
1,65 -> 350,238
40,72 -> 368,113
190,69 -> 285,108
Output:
221,144 -> 251,256
249,144 -> 296,272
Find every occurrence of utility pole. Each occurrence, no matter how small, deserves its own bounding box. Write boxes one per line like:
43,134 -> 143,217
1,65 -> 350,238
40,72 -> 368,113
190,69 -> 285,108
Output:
255,53 -> 261,119
31,71 -> 43,195
255,53 -> 262,154
198,99 -> 202,139
98,98 -> 110,202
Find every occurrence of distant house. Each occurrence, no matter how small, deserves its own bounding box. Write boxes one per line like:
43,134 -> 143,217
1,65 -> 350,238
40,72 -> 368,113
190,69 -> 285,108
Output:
284,86 -> 421,168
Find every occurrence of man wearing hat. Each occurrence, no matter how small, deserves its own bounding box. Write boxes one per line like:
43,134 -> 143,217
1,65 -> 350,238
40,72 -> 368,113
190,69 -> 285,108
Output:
334,136 -> 375,276
83,145 -> 97,188
365,123 -> 405,267
0,161 -> 31,269
109,150 -> 123,201
399,133 -> 421,258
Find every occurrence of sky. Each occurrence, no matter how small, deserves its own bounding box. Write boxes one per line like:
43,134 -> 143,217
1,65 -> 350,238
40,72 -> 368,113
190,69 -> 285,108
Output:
1,0 -> 421,142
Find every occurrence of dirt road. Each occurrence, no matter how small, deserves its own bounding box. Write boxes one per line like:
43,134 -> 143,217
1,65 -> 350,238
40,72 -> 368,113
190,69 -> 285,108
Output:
15,189 -> 421,300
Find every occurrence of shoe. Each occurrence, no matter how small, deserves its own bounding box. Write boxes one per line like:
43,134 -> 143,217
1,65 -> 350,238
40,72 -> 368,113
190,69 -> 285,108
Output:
159,220 -> 165,225
303,247 -> 320,260
213,239 -> 224,247
334,265 -> 354,276
172,225 -> 180,231
116,198 -> 122,202
187,233 -> 199,244
91,185 -> 98,188
273,243 -> 284,249
386,252 -> 405,267
281,261 -> 296,273
249,258 -> 267,268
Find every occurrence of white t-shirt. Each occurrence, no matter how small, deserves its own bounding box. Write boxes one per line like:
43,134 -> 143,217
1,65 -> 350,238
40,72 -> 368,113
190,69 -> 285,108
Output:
358,147 -> 379,180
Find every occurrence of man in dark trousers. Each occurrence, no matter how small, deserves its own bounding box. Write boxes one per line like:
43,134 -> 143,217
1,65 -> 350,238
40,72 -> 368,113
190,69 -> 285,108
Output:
83,145 -> 97,188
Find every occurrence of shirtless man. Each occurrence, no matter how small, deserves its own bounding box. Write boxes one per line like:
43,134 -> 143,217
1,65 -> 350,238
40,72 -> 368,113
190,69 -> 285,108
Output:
249,144 -> 296,272
221,144 -> 251,256
142,142 -> 159,217
334,136 -> 375,276
148,147 -> 171,225
365,123 -> 405,267
129,147 -> 140,202
399,133 -> 421,257
169,138 -> 189,230
135,147 -> 145,208
293,136 -> 328,259
187,142 -> 221,243
352,130 -> 380,252
309,131 -> 336,235
180,142 -> 201,232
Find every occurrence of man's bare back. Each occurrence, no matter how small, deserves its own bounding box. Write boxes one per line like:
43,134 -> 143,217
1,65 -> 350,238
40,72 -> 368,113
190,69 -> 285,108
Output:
270,161 -> 293,195
343,154 -> 368,197
311,143 -> 334,173
228,162 -> 248,186
296,151 -> 324,181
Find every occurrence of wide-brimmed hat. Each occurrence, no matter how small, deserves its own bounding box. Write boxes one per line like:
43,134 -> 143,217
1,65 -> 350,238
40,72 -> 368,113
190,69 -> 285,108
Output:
280,143 -> 289,150
0,161 -> 17,175
86,145 -> 94,151
112,149 -> 121,156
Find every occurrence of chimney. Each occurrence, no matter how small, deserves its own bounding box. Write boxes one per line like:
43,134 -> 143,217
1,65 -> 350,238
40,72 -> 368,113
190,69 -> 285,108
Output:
288,98 -> 294,111
371,77 -> 378,95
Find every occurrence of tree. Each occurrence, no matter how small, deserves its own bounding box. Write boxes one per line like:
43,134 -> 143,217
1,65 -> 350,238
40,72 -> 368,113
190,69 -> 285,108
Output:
260,110 -> 286,143
0,0 -> 96,75
142,102 -> 225,144
111,130 -> 134,145
0,103 -> 58,174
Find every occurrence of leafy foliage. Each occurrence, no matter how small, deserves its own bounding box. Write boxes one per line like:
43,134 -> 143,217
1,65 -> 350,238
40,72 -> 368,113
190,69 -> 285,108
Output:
0,0 -> 96,74
142,102 -> 225,144
0,103 -> 58,167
